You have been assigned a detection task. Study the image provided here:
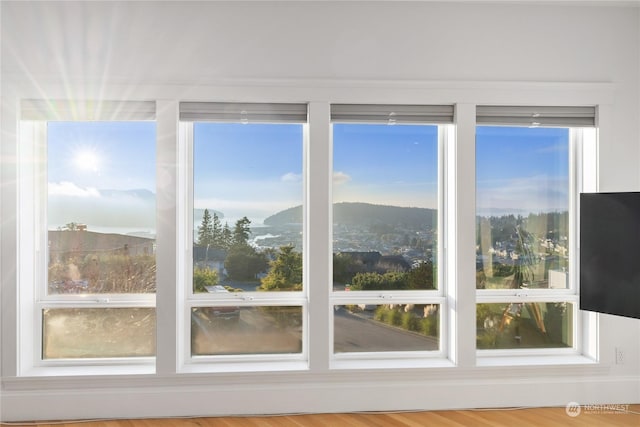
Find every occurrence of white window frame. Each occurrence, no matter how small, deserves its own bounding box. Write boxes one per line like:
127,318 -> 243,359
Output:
17,112 -> 158,375
328,107 -> 452,367
8,88 -> 605,382
475,124 -> 598,360
177,107 -> 310,371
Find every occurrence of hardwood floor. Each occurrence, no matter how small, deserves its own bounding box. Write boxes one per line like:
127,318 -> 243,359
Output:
2,405 -> 639,427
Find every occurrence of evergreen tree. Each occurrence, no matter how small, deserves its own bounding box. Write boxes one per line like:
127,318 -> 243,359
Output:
212,212 -> 223,248
224,244 -> 268,281
197,209 -> 214,246
233,216 -> 252,247
260,245 -> 303,291
221,223 -> 233,249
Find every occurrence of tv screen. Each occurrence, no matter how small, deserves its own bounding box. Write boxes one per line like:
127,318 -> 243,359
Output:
580,192 -> 640,319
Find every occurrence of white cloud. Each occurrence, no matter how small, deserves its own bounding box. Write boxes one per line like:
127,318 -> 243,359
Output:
333,171 -> 351,185
281,172 -> 302,183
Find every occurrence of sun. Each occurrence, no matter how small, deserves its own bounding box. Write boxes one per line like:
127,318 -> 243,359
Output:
73,149 -> 100,172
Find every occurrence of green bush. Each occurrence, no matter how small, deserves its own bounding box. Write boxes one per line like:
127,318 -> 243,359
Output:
374,306 -> 388,322
389,309 -> 402,326
421,314 -> 439,337
477,330 -> 498,349
193,267 -> 219,293
402,311 -> 419,331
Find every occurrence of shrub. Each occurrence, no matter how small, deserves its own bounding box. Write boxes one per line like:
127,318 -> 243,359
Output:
402,311 -> 419,331
421,314 -> 439,337
389,308 -> 403,326
193,267 -> 219,293
374,306 -> 389,322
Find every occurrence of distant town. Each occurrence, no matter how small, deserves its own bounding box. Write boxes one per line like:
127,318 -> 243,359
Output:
47,204 -> 568,293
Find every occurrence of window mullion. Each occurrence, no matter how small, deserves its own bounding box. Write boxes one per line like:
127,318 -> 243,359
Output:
156,100 -> 179,375
451,103 -> 477,367
178,121 -> 193,369
307,101 -> 331,372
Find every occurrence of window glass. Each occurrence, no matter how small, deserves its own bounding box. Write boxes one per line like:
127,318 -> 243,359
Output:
332,124 -> 439,292
44,121 -> 157,360
475,125 -> 577,351
47,122 -> 157,295
476,127 -> 570,290
43,308 -> 156,359
476,302 -> 573,349
334,304 -> 439,353
192,123 -> 304,293
191,306 -> 302,356
190,122 -> 304,358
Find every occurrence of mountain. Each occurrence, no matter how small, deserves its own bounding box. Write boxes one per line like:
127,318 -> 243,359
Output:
264,202 -> 436,229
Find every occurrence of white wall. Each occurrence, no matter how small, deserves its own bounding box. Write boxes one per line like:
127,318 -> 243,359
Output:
2,0 -> 640,422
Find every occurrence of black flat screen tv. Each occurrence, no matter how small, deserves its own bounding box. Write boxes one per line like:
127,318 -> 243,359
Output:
580,192 -> 640,319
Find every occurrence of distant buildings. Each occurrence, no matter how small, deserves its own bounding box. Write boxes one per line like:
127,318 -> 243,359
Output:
337,251 -> 411,275
193,245 -> 227,277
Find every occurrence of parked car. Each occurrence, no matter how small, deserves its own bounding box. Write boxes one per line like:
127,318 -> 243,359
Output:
202,285 -> 240,322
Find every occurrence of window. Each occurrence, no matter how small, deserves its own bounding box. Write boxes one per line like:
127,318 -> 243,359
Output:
180,102 -> 307,362
13,97 -> 599,378
475,106 -> 597,353
330,104 -> 453,357
18,100 -> 157,368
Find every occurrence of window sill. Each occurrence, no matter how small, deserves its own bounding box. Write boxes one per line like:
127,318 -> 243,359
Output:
19,361 -> 155,377
179,360 -> 309,374
477,353 -> 599,367
331,356 -> 455,371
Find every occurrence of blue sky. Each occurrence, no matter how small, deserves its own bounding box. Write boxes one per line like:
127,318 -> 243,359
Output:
46,121 -> 569,233
476,126 -> 569,216
332,123 -> 438,208
193,123 -> 303,225
48,121 -> 156,190
47,121 -> 156,232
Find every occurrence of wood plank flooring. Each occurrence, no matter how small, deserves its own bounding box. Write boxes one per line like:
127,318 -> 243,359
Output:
2,405 -> 639,427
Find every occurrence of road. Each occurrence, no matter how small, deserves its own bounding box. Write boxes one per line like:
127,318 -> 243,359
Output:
334,307 -> 439,353
193,305 -> 438,356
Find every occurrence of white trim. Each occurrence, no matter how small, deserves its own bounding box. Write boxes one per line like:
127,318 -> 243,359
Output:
2,369 -> 631,423
177,121 -> 192,371
474,125 -> 591,356
17,118 -> 161,372
306,102 -> 332,372
327,121 -> 448,363
180,111 -> 310,369
3,79 -> 616,110
156,100 -> 179,375
450,103 -> 477,367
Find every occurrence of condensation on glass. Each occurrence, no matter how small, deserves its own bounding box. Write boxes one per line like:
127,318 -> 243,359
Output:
191,306 -> 303,356
42,308 -> 156,359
